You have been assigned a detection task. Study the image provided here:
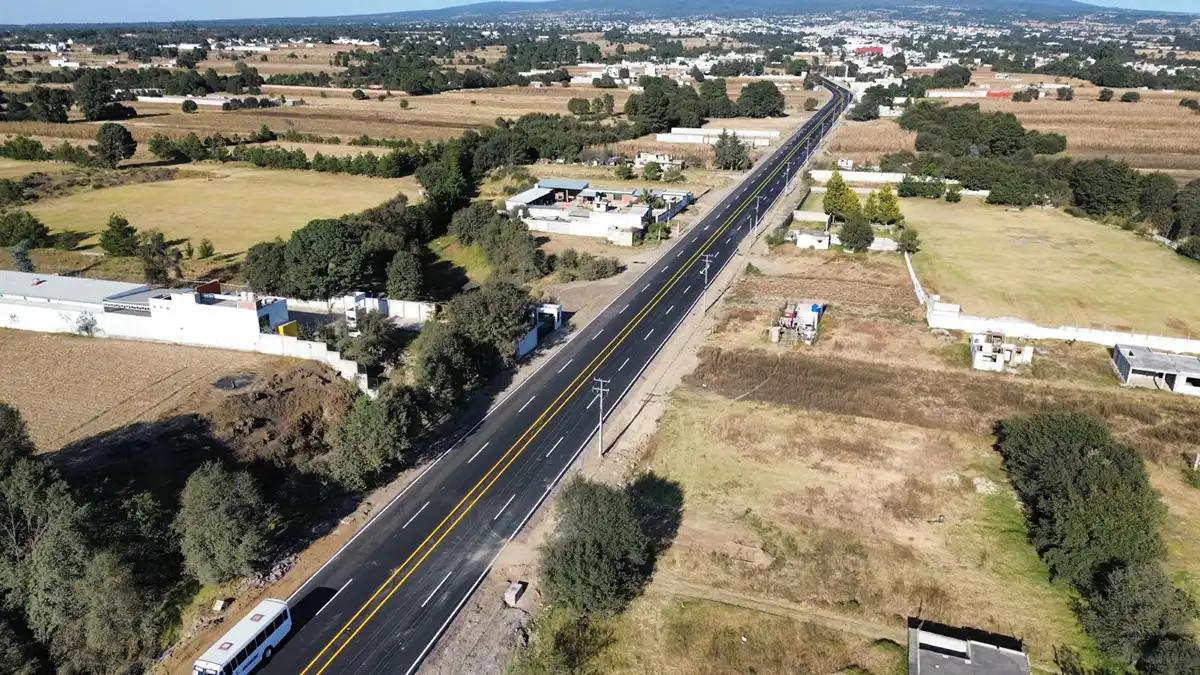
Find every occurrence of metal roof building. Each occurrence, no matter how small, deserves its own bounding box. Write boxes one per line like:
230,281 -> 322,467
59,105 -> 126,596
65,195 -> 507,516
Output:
0,270 -> 147,309
537,178 -> 590,192
908,623 -> 1030,675
1113,343 -> 1200,397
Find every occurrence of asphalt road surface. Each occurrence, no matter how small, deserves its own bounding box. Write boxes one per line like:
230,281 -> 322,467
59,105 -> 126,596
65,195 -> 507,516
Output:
255,79 -> 851,675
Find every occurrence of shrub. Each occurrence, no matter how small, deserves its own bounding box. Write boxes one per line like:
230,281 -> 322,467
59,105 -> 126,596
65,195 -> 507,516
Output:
197,238 -> 215,259
1098,88 -> 1114,102
1121,91 -> 1141,104
99,215 -> 139,256
175,462 -> 272,585
351,89 -> 367,100
539,477 -> 649,615
945,184 -> 962,203
181,100 -> 198,113
839,216 -> 875,253
0,211 -> 51,248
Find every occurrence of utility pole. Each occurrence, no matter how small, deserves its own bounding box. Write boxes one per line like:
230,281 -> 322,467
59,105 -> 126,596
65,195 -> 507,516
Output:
592,378 -> 609,457
700,253 -> 714,313
753,195 -> 767,235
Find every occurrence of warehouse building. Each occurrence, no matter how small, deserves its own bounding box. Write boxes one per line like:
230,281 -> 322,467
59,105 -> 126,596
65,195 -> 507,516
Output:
1112,344 -> 1200,397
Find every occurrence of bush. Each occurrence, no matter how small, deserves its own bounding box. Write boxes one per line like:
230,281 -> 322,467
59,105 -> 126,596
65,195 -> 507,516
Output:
539,477 -> 649,615
945,184 -> 962,203
1099,88 -> 1114,102
99,214 -> 139,256
352,89 -> 367,100
0,211 -> 51,248
175,462 -> 272,585
197,238 -> 215,259
1121,91 -> 1142,104
839,216 -> 875,252
181,100 -> 198,113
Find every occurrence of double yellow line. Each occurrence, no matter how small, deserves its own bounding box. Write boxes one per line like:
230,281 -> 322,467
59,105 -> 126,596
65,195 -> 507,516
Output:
299,96 -> 842,675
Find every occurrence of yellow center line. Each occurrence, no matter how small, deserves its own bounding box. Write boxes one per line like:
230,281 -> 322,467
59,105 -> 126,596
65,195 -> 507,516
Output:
300,101 -> 839,675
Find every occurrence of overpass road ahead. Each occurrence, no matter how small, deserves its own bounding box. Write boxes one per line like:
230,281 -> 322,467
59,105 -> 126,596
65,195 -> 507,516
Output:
260,79 -> 851,675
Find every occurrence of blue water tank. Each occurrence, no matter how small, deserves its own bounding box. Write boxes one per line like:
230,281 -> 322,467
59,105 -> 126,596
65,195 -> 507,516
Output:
810,303 -> 821,313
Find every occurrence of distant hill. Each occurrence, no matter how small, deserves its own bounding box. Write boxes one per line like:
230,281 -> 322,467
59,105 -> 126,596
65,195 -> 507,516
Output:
357,0 -> 1101,21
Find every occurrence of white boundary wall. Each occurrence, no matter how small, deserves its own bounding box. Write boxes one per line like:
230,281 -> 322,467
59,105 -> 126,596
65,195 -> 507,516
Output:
2,299 -> 372,394
902,253 -> 1200,355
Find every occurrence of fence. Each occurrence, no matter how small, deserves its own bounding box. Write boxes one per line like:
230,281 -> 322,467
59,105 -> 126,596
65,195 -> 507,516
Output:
903,254 -> 1200,355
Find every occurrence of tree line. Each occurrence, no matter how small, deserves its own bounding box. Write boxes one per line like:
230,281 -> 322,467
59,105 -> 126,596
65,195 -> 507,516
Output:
998,412 -> 1200,674
623,77 -> 786,135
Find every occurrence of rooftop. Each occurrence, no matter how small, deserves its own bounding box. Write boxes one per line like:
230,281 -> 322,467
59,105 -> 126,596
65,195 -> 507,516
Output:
506,186 -> 553,205
1117,344 -> 1200,374
908,624 -> 1030,675
537,178 -> 590,192
0,270 -> 146,307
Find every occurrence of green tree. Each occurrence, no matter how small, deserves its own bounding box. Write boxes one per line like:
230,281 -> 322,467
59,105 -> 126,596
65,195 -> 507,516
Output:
713,130 -> 749,170
75,551 -> 146,670
93,123 -> 136,169
897,227 -> 921,254
1174,180 -> 1200,240
1083,563 -> 1194,667
641,161 -> 662,181
416,146 -> 472,217
839,216 -> 875,252
414,323 -> 481,408
876,184 -> 903,225
662,166 -> 684,184
137,230 -> 182,285
26,86 -> 72,123
175,462 -> 272,585
1070,158 -> 1140,216
444,280 -> 532,370
863,191 -> 882,224
945,184 -> 963,203
0,211 -> 51,248
539,477 -> 649,615
845,99 -> 879,121
450,202 -> 498,246
822,169 -> 859,222
1138,172 -> 1178,234
243,239 -> 292,295
387,250 -> 426,300
0,614 -> 47,675
1141,638 -> 1200,675
326,396 -> 392,489
72,70 -> 114,121
284,219 -> 367,299
736,81 -> 785,117
181,100 -> 198,114
345,310 -> 397,368
99,214 -> 138,256
9,241 -> 33,273
614,162 -> 634,180
567,98 -> 590,116
1099,88 -> 1114,102
197,238 -> 214,259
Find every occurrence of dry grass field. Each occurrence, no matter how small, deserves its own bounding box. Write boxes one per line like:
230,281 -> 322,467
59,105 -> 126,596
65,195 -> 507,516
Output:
586,233 -> 1200,671
197,45 -> 361,76
905,198 -> 1200,336
825,119 -> 917,166
975,88 -> 1200,176
25,165 -> 404,255
0,158 -> 74,178
0,330 -> 291,451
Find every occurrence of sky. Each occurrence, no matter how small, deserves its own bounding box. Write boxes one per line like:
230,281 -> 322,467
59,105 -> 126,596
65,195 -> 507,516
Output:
2,0 -> 1194,26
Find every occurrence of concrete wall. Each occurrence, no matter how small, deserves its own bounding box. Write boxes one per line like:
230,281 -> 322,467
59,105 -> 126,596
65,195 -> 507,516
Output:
793,210 -> 832,224
1,298 -> 373,394
136,95 -> 228,107
811,170 -> 907,185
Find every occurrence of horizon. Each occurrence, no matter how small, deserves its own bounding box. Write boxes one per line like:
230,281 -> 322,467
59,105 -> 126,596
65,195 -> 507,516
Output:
2,0 -> 1196,27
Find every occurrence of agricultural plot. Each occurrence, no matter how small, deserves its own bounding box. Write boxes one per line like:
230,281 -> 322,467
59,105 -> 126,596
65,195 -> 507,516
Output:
976,88 -> 1200,180
0,330 -> 291,451
25,165 -> 402,256
904,198 -> 1200,336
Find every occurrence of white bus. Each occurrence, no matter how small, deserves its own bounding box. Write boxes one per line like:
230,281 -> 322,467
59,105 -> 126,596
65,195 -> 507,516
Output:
193,599 -> 291,675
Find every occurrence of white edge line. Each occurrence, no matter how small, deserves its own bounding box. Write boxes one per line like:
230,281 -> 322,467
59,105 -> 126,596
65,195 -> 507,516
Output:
467,441 -> 489,464
285,85 -> 842,607
398,85 -> 845,675
402,501 -> 430,529
421,571 -> 453,608
313,578 -> 353,618
493,494 -> 516,521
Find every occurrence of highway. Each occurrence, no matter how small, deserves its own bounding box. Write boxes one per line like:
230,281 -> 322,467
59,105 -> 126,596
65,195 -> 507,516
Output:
260,79 -> 851,675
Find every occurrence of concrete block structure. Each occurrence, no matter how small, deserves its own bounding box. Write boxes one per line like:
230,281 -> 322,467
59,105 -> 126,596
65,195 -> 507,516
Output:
908,622 -> 1030,675
1112,344 -> 1200,396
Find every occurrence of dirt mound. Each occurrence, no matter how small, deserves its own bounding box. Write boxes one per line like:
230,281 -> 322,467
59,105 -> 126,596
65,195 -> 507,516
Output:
204,362 -> 355,467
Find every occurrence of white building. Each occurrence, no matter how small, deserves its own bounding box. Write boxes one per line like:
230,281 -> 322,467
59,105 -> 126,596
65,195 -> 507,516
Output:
655,127 -> 780,147
0,271 -> 432,393
634,151 -> 682,169
1112,344 -> 1200,397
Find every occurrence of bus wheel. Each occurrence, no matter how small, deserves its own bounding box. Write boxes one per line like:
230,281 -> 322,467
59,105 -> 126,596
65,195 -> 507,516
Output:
263,647 -> 274,661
